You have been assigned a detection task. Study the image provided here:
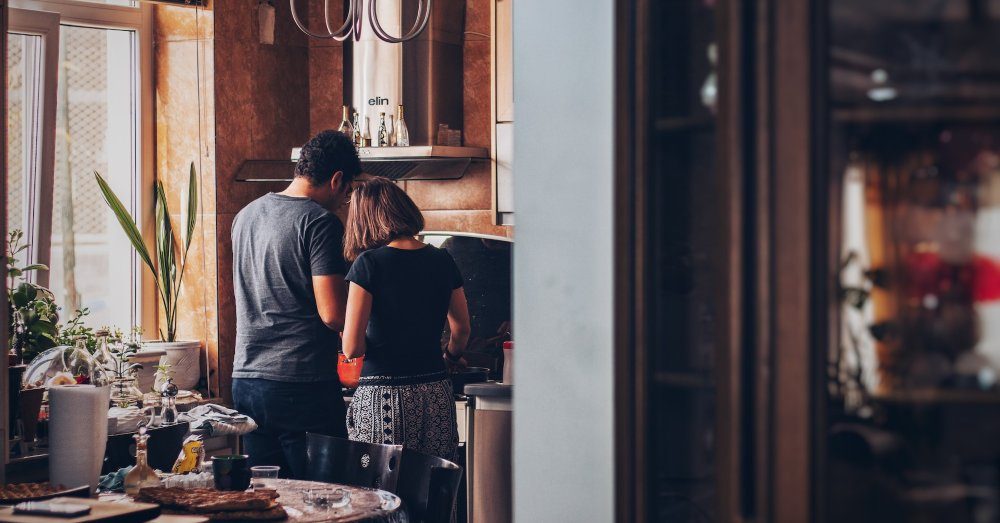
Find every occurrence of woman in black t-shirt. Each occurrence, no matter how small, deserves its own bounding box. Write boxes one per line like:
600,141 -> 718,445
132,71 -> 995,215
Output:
341,177 -> 471,460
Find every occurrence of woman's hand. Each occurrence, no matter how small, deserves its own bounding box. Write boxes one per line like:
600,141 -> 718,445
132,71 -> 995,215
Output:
443,352 -> 468,372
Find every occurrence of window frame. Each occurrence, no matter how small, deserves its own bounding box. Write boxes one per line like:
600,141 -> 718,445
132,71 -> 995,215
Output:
8,8 -> 60,287
8,0 -> 155,330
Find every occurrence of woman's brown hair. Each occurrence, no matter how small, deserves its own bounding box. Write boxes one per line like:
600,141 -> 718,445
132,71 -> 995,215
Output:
343,177 -> 425,261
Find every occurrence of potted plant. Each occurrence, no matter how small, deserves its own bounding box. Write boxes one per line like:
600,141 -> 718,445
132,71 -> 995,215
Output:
6,229 -> 58,444
95,163 -> 202,390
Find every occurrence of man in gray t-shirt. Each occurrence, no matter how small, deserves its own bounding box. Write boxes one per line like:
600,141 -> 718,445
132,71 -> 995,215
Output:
231,130 -> 360,478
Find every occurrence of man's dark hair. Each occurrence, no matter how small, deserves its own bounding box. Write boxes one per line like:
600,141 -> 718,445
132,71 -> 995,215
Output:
295,130 -> 362,186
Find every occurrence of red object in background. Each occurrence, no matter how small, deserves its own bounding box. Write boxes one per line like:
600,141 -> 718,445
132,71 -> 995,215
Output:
503,341 -> 513,351
337,353 -> 363,389
974,255 -> 1000,302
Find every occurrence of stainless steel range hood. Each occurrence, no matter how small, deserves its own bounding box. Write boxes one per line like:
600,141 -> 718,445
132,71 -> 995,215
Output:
356,145 -> 489,180
236,0 -> 484,183
235,144 -> 488,183
350,0 -> 485,177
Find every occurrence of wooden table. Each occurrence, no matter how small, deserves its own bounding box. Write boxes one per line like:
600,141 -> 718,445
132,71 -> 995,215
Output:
100,479 -> 405,523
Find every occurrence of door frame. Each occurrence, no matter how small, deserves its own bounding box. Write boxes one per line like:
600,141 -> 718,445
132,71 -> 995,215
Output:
614,0 -> 824,520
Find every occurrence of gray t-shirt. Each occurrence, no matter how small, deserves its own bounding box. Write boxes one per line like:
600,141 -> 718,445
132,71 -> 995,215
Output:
231,193 -> 347,382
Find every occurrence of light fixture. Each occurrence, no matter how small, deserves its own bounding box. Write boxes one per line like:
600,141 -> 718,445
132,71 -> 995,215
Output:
867,68 -> 898,102
290,0 -> 431,43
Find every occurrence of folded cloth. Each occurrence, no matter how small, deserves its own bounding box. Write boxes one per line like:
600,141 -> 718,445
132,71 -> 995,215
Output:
108,406 -> 146,435
177,404 -> 257,437
98,466 -> 133,492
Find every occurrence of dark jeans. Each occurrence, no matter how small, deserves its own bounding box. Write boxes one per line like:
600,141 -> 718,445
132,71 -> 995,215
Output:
232,378 -> 346,479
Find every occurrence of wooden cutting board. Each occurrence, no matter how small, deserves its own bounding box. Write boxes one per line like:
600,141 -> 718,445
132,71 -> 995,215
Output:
0,497 -> 161,523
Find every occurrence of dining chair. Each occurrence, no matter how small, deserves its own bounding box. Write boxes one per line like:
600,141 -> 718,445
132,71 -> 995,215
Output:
396,448 -> 464,523
103,422 -> 190,474
305,433 -> 403,491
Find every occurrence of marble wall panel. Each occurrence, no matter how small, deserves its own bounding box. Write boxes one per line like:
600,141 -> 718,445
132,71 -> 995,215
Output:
405,162 -> 492,210
215,212 -> 237,404
423,209 -> 512,238
154,5 -> 213,42
462,38 -> 491,149
309,45 -> 346,135
154,3 -> 220,394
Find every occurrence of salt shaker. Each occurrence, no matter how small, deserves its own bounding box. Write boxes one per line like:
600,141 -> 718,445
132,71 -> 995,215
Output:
160,378 -> 179,425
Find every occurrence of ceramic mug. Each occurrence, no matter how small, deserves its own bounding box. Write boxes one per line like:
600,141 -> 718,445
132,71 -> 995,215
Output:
212,454 -> 251,491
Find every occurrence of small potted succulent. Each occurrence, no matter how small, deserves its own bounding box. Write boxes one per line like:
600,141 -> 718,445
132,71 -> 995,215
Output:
96,163 -> 202,390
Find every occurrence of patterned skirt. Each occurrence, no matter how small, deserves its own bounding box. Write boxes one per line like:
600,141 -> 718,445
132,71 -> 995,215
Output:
346,371 -> 458,461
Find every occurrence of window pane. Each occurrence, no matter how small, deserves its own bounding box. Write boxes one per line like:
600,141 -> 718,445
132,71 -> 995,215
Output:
7,33 -> 45,265
50,25 -> 139,329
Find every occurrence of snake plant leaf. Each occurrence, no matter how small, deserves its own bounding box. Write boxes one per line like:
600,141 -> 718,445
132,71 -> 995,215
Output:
155,181 -> 175,309
21,264 -> 48,272
185,163 -> 198,253
95,172 -> 156,275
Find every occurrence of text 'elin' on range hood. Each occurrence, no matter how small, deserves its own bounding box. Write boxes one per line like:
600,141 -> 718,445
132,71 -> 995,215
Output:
236,0 -> 487,182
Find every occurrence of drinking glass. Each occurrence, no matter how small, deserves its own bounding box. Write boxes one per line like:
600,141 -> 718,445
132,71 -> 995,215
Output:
250,465 -> 280,490
311,488 -> 351,509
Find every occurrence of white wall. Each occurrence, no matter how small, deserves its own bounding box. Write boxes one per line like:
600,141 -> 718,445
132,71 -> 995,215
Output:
511,0 -> 615,521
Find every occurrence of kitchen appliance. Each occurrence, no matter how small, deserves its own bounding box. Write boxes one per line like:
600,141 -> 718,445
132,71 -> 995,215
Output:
449,367 -> 489,395
238,0 -> 487,182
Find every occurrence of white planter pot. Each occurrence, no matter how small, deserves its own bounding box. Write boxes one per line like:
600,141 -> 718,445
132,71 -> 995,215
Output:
143,340 -> 202,391
128,348 -> 166,394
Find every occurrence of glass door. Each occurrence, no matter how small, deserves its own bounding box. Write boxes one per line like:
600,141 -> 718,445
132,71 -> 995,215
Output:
824,1 -> 1000,521
645,1 -> 720,520
620,0 -> 745,520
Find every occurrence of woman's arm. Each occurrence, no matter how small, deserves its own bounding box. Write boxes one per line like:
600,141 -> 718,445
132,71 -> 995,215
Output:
445,288 -> 471,360
313,275 -> 347,331
342,282 -> 373,359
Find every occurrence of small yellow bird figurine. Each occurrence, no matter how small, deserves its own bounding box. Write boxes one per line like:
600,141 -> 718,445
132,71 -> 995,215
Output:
172,438 -> 204,474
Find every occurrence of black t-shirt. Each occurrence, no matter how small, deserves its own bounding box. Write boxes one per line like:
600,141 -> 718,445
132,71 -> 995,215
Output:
346,245 -> 464,377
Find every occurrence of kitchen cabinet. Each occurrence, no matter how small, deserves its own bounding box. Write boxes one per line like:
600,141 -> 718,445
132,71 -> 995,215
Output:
493,0 -> 513,225
495,0 -> 512,124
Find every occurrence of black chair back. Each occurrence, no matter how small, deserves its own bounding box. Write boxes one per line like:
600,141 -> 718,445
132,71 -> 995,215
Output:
306,433 -> 402,491
397,448 -> 464,523
103,422 -> 190,474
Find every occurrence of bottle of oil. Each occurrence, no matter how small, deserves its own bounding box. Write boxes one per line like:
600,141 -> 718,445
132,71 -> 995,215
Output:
362,116 -> 372,147
124,427 -> 161,495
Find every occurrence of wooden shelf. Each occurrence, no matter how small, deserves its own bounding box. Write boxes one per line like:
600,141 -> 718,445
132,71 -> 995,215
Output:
653,371 -> 715,389
872,388 -> 1000,406
833,105 -> 1000,124
654,116 -> 716,133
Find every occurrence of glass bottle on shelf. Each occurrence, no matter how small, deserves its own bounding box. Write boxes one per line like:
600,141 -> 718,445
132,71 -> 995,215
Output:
92,329 -> 113,373
362,116 -> 372,147
394,105 -> 410,147
124,427 -> 161,495
377,112 -> 388,147
352,111 -> 362,148
338,105 -> 355,138
64,336 -> 103,386
388,115 -> 396,146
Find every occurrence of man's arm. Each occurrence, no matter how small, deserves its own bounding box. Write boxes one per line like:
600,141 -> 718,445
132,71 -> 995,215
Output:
313,274 -> 347,331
